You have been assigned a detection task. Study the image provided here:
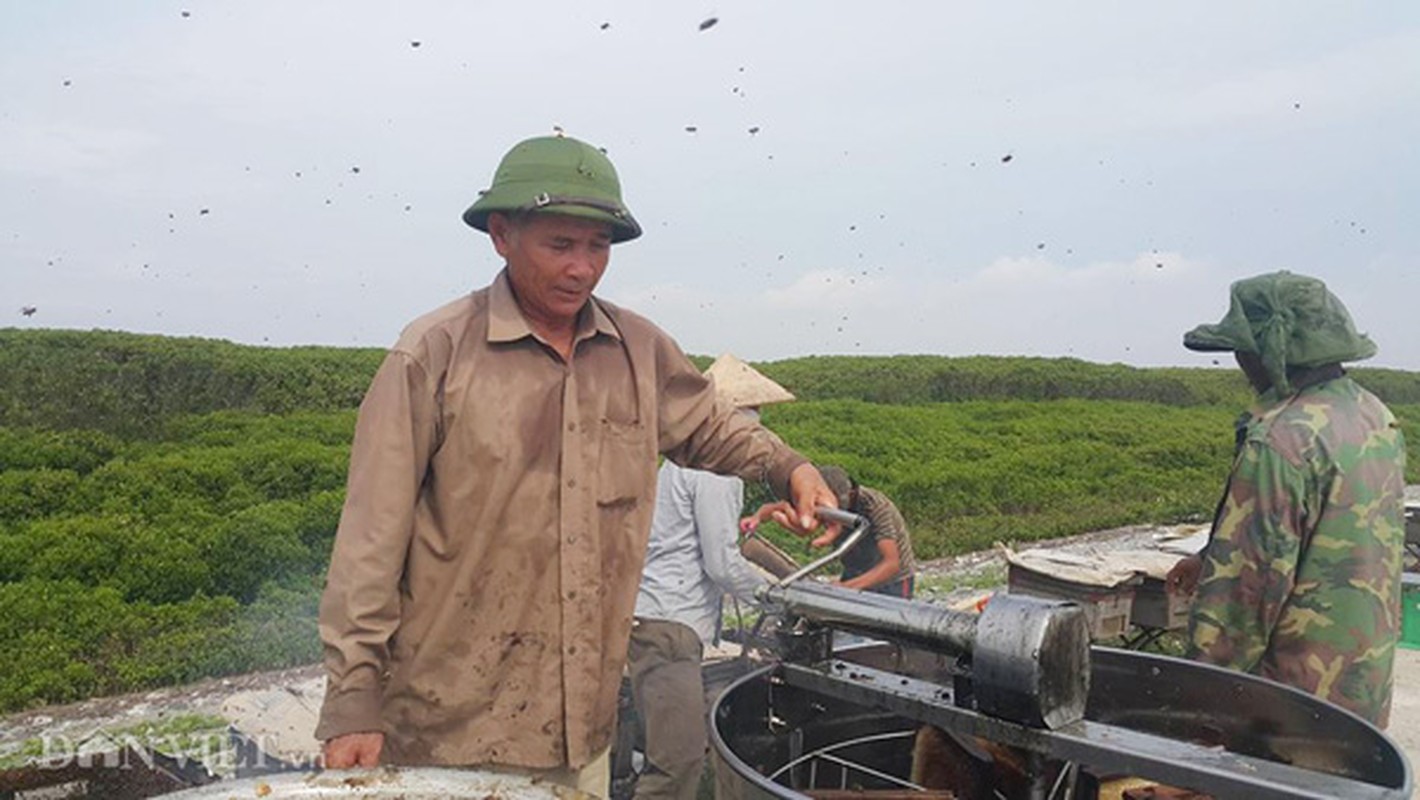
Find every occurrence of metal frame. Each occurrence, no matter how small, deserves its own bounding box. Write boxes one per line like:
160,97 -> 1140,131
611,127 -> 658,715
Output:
764,730 -> 924,791
716,504 -> 1412,800
778,659 -> 1408,800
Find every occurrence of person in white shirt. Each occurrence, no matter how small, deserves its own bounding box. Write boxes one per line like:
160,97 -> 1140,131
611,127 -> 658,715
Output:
627,354 -> 796,800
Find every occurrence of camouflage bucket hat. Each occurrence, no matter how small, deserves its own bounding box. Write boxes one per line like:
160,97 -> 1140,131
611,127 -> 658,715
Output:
1184,270 -> 1376,393
463,135 -> 642,243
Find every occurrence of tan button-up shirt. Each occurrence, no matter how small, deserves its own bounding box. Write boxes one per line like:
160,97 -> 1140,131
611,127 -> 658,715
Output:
315,270 -> 806,769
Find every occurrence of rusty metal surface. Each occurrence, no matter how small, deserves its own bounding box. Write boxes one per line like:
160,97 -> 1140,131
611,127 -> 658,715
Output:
160,767 -> 594,799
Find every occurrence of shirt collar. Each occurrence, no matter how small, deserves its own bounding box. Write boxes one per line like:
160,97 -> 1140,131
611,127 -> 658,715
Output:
486,268 -> 621,345
1247,363 -> 1346,415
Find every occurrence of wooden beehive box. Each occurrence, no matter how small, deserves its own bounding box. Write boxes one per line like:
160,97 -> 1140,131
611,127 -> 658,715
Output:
1005,561 -> 1138,640
1129,575 -> 1190,631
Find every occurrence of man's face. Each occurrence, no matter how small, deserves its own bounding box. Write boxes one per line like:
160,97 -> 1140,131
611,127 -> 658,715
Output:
489,212 -> 613,332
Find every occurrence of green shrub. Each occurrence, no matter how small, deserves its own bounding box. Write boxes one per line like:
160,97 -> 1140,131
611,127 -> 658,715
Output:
228,580 -> 324,671
1390,404 -> 1420,484
204,501 -> 319,602
18,515 -> 214,604
0,468 -> 81,522
71,452 -> 251,518
158,410 -> 357,449
296,489 -> 346,559
758,399 -> 1233,559
755,355 -> 1255,407
0,329 -> 383,437
1,330 -> 1417,714
0,576 -> 324,712
231,440 -> 349,501
0,580 -> 238,710
0,427 -> 120,473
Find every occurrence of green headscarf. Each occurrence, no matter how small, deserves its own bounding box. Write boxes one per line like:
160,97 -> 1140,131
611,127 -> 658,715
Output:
1183,271 -> 1377,395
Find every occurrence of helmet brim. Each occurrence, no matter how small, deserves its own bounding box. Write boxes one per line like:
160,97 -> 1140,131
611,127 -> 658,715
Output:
463,202 -> 642,244
1182,324 -> 1246,353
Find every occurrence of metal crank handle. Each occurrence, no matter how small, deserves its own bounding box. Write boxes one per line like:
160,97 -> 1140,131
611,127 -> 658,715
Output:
812,506 -> 863,529
771,506 -> 870,588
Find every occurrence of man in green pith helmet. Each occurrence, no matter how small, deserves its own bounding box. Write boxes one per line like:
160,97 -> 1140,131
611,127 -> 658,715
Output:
314,133 -> 840,793
1165,270 -> 1406,727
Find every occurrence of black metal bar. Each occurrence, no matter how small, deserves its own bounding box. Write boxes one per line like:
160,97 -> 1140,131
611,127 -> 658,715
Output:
760,582 -> 979,655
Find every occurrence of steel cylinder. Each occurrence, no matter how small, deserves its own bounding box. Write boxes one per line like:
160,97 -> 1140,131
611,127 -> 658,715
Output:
759,581 -> 979,654
758,584 -> 1090,729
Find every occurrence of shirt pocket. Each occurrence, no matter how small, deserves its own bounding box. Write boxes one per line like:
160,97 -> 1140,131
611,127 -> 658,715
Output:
597,419 -> 650,508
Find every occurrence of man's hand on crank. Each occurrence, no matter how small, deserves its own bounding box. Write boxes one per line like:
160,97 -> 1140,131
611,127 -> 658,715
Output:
740,464 -> 842,547
1165,553 -> 1204,597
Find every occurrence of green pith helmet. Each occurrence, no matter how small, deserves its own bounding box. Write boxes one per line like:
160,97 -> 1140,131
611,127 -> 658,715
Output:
462,135 -> 642,243
1184,270 -> 1376,394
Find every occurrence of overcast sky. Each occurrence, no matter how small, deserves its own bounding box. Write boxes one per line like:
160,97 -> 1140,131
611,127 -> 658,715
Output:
3,2 -> 1417,369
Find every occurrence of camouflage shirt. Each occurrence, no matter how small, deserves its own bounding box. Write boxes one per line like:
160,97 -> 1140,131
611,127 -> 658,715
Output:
1187,373 -> 1406,727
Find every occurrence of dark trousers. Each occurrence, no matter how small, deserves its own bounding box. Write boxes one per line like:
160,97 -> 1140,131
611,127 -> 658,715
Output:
873,574 -> 915,599
627,618 -> 706,800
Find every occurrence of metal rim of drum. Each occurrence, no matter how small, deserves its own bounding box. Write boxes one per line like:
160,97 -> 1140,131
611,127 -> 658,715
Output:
157,766 -> 596,798
709,644 -> 1413,800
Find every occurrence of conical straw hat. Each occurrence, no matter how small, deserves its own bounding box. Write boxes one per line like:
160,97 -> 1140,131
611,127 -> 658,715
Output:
704,353 -> 795,408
